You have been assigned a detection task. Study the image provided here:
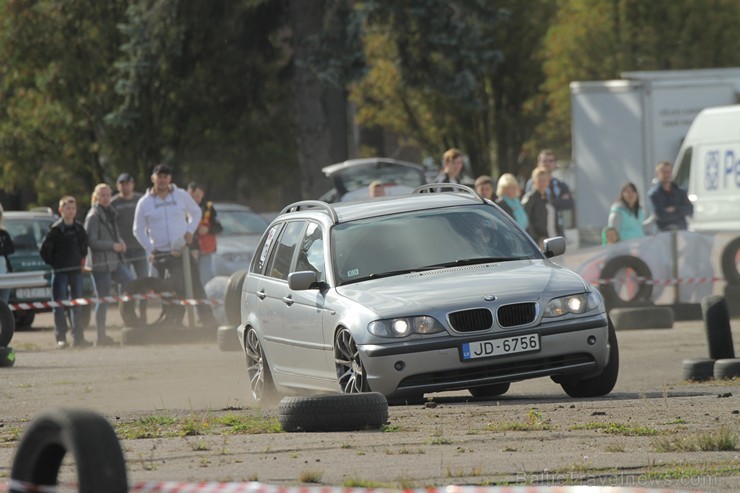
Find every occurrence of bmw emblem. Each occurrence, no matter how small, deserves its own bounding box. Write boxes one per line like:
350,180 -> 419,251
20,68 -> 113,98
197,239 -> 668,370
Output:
483,295 -> 496,301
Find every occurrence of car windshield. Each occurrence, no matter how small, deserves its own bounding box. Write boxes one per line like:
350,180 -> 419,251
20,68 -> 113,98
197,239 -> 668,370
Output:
218,210 -> 268,235
332,204 -> 542,285
4,217 -> 54,250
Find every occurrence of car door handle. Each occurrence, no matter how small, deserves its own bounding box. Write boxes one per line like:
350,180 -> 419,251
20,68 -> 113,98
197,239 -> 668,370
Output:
256,290 -> 266,300
282,295 -> 294,306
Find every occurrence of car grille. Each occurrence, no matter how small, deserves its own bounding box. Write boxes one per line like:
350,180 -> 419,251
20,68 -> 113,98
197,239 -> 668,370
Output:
448,308 -> 493,332
497,302 -> 536,327
398,354 -> 595,390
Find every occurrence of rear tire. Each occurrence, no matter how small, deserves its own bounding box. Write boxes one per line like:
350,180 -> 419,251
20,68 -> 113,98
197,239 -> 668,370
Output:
11,408 -> 128,493
245,327 -> 276,403
561,318 -> 619,397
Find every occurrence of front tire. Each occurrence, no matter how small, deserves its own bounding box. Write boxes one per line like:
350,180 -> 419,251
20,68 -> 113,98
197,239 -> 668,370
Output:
245,327 -> 276,403
561,318 -> 619,398
335,327 -> 369,393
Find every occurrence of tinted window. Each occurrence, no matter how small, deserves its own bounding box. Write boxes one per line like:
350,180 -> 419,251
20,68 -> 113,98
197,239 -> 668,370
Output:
332,205 -> 541,285
295,222 -> 325,281
265,221 -> 305,280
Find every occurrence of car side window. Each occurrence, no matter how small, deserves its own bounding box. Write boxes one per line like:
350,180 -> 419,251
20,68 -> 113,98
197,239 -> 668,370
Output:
294,222 -> 325,281
265,221 -> 305,281
252,223 -> 283,274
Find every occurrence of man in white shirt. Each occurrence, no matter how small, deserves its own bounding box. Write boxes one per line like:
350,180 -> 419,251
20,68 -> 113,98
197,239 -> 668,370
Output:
133,163 -> 216,327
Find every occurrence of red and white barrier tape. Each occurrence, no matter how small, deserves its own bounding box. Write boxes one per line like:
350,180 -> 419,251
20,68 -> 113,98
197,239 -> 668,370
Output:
3,480 -> 702,493
8,292 -> 223,312
594,276 -> 724,286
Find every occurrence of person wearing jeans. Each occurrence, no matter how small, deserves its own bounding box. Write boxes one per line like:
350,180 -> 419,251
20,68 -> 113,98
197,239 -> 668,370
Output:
40,196 -> 90,349
85,183 -> 134,345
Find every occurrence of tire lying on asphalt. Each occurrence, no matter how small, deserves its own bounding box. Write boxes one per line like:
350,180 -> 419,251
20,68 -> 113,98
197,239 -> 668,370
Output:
11,408 -> 128,493
0,347 -> 15,368
599,255 -> 653,309
278,392 -> 389,432
120,277 -> 181,329
0,299 -> 15,347
561,317 -> 619,398
720,236 -> 740,285
682,358 -> 715,382
713,358 -> 740,380
217,325 -> 241,352
224,270 -> 247,327
609,306 -> 674,331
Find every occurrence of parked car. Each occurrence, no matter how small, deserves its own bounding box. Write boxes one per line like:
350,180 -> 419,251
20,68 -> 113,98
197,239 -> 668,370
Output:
237,184 -> 618,403
210,203 -> 269,277
3,209 -> 94,329
319,158 -> 426,202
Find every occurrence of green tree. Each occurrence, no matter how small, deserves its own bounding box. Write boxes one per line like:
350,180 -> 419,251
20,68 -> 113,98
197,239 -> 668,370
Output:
537,0 -> 740,157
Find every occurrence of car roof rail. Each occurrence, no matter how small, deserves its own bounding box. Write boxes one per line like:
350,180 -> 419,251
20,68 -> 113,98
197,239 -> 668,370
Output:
412,183 -> 485,203
279,200 -> 338,224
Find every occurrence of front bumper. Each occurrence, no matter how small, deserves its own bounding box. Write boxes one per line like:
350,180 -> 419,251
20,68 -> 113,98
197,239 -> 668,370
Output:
359,313 -> 610,397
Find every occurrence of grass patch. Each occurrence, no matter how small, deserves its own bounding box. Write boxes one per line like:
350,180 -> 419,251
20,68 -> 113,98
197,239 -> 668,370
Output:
426,436 -> 452,445
342,479 -> 395,488
653,428 -> 738,452
115,411 -> 281,439
604,442 -> 626,452
216,412 -> 281,434
487,409 -> 551,432
381,423 -> 401,432
299,470 -> 323,484
570,422 -> 659,436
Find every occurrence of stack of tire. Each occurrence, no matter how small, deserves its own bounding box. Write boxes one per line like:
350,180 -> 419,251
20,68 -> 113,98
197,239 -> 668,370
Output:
216,270 -> 246,352
682,295 -> 740,381
0,300 -> 16,368
599,255 -> 674,331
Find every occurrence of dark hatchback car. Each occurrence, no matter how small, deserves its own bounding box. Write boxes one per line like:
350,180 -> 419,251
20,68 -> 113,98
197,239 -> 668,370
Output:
4,209 -> 93,328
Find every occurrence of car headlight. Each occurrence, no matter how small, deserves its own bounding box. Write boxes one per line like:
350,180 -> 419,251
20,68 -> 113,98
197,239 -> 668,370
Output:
368,316 -> 445,338
544,291 -> 601,318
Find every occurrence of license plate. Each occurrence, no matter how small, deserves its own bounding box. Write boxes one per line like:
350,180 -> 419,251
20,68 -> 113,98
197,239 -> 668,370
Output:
461,333 -> 540,360
16,287 -> 52,300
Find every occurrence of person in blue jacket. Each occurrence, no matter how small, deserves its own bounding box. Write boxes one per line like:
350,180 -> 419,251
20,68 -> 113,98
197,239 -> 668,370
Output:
607,182 -> 646,242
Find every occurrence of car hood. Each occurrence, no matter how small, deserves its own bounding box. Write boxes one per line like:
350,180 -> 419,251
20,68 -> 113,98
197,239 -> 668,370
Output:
335,260 -> 587,317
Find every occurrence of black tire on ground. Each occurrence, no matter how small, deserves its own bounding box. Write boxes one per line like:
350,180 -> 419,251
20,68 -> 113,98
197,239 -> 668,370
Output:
224,270 -> 247,327
682,358 -> 715,381
217,325 -> 241,352
13,311 -> 35,330
561,318 -> 619,398
387,394 -> 426,406
599,255 -> 653,308
468,382 -> 511,399
609,306 -> 674,331
0,347 -> 16,368
120,327 -> 147,346
10,408 -> 128,493
701,295 -> 735,360
720,237 -> 740,285
724,284 -> 740,318
119,277 -> 181,329
713,358 -> 740,380
0,300 -> 15,347
278,392 -> 389,432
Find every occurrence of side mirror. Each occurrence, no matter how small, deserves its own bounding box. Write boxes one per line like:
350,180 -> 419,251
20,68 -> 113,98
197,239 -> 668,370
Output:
288,271 -> 321,291
543,236 -> 566,258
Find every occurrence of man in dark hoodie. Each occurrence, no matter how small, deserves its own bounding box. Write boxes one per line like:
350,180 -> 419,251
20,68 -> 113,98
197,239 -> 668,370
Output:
40,196 -> 90,349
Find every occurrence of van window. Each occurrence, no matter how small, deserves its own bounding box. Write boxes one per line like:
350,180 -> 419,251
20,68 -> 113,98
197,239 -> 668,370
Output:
674,147 -> 692,190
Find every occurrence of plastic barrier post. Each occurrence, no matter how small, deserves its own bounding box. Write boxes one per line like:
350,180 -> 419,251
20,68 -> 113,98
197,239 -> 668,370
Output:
671,227 -> 680,304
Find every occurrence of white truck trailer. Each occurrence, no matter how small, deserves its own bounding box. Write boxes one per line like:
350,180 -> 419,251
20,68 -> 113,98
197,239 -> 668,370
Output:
570,68 -> 740,243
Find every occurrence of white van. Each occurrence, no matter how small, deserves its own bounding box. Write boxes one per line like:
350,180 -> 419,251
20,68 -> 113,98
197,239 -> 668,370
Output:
673,105 -> 740,286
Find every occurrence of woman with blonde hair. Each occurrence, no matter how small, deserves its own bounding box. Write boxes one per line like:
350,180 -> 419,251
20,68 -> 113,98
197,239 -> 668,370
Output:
0,204 -> 16,302
84,183 -> 133,346
494,173 -> 529,230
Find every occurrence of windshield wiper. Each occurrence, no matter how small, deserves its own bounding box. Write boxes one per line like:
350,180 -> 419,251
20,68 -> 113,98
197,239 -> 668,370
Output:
338,266 -> 439,285
422,257 -> 524,269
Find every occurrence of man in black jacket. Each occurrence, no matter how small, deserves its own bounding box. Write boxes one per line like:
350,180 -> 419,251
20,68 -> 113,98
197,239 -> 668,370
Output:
40,196 -> 90,349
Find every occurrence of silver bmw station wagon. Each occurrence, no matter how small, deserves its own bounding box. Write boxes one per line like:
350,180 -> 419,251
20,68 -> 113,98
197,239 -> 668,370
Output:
237,184 -> 618,403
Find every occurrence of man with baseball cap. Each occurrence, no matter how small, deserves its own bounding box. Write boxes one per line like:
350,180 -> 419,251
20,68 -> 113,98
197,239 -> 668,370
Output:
133,163 -> 216,327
